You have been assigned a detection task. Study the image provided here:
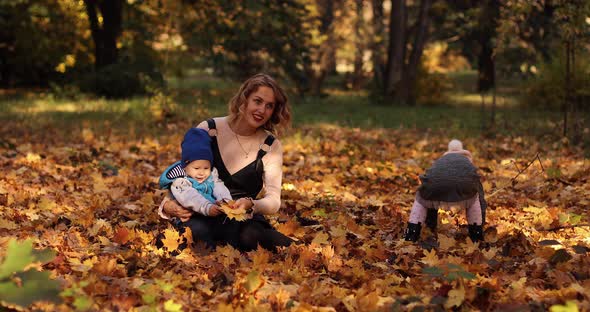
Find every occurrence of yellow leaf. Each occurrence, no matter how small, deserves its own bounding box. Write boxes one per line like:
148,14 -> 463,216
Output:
461,238 -> 479,254
251,248 -> 271,268
219,200 -> 249,221
549,300 -> 579,312
38,197 -> 57,211
329,226 -> 347,239
244,270 -> 264,293
82,128 -> 94,143
0,220 -> 18,230
275,219 -> 301,237
311,232 -> 330,245
421,249 -> 439,266
26,152 -> 41,163
91,172 -> 108,193
482,247 -> 499,260
164,299 -> 183,312
510,277 -> 527,296
161,228 -> 181,251
445,284 -> 465,308
438,234 -> 456,251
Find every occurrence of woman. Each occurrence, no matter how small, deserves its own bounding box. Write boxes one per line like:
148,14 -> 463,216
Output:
158,73 -> 293,252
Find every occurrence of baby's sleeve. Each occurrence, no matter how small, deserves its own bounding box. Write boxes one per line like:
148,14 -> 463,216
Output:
211,168 -> 232,201
171,178 -> 213,216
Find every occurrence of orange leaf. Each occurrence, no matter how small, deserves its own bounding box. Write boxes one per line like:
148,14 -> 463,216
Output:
113,227 -> 130,245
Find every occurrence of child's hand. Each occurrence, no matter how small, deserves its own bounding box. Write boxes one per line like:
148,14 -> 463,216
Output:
208,205 -> 223,217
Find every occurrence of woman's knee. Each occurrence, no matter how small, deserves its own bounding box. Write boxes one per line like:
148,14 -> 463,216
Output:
183,218 -> 214,242
238,224 -> 264,251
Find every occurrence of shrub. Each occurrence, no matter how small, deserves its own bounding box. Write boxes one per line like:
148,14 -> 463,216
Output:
79,62 -> 164,99
415,65 -> 452,106
523,53 -> 590,111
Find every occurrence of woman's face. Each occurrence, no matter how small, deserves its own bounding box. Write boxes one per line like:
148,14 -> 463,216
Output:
241,86 -> 275,130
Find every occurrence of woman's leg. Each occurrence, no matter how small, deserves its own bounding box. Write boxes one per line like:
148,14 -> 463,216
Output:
183,215 -> 219,248
238,220 -> 293,252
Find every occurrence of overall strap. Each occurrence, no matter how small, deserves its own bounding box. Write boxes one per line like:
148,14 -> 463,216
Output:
206,118 -> 232,182
206,118 -> 217,134
256,135 -> 275,159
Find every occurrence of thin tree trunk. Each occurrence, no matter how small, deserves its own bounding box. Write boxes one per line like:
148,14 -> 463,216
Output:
370,0 -> 385,90
491,87 -> 496,126
401,0 -> 432,105
481,93 -> 486,130
571,38 -> 580,143
352,0 -> 364,89
563,40 -> 571,137
384,0 -> 406,96
84,0 -> 123,69
307,0 -> 339,96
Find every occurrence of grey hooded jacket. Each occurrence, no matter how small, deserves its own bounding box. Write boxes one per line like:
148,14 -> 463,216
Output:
418,153 -> 487,222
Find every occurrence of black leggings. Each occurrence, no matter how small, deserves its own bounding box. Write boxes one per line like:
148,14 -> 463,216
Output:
182,214 -> 293,252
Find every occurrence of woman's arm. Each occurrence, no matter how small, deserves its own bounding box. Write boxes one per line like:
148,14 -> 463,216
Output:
251,139 -> 283,215
159,195 -> 194,221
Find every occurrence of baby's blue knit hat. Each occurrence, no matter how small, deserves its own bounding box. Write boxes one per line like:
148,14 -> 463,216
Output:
181,128 -> 213,167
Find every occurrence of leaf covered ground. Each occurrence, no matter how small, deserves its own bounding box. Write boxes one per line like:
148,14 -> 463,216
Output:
1,122 -> 589,311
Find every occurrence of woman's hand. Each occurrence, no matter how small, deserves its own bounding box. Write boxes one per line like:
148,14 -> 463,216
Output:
232,198 -> 254,212
208,205 -> 223,217
163,199 -> 193,222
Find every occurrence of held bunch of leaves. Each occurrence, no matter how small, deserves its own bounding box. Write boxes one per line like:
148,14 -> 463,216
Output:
218,199 -> 250,221
1,117 -> 590,310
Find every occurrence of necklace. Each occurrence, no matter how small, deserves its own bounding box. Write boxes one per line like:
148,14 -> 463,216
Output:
229,123 -> 254,158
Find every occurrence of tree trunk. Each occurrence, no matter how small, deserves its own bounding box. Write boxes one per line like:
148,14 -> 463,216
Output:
370,0 -> 385,90
476,0 -> 499,95
491,85 -> 496,127
306,0 -> 339,96
84,0 -> 123,69
480,93 -> 486,130
400,0 -> 432,105
384,0 -> 406,96
563,40 -> 572,137
352,0 -> 364,89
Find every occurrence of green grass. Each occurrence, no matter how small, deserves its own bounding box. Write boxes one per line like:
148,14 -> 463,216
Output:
0,71 -> 564,141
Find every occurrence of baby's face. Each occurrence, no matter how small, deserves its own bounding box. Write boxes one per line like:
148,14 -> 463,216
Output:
185,159 -> 211,183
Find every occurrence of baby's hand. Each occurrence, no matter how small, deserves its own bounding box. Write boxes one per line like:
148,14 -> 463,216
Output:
171,178 -> 192,193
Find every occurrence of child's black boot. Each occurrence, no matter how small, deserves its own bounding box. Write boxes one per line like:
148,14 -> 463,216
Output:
425,209 -> 438,231
404,222 -> 422,242
468,223 -> 484,242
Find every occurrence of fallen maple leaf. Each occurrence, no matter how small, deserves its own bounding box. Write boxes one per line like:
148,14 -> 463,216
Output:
438,234 -> 456,251
218,200 -> 249,221
445,284 -> 465,309
421,249 -> 439,266
161,228 -> 181,251
112,227 -> 130,245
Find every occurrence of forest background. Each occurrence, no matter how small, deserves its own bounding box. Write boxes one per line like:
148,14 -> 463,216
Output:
1,0 -> 590,311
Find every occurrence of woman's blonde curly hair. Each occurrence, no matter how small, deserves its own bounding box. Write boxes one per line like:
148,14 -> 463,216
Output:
227,73 -> 291,136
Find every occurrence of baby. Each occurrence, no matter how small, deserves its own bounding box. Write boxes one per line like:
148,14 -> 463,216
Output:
159,128 -> 232,219
404,139 -> 487,242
